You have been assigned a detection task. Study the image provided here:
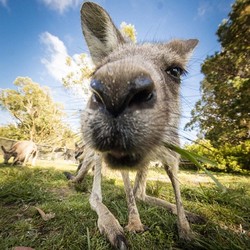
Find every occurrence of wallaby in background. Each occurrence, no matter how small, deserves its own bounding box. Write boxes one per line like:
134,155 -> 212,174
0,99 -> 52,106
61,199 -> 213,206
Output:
70,2 -> 203,249
1,140 -> 38,166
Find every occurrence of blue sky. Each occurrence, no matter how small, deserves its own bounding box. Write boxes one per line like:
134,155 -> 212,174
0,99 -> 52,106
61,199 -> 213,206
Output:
0,0 -> 234,143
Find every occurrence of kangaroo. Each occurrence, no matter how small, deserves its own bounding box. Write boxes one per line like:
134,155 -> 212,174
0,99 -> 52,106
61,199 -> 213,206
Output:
74,2 -> 202,249
1,140 -> 38,166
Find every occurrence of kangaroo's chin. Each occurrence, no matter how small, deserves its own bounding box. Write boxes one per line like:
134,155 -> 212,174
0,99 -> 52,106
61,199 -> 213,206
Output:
103,151 -> 143,169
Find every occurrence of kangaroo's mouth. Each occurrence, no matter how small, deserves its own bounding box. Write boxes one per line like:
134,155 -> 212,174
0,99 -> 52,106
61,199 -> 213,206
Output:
104,150 -> 142,169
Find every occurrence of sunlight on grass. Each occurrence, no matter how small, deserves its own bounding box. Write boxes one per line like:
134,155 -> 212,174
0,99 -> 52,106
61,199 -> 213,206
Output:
35,159 -> 77,171
0,159 -> 249,249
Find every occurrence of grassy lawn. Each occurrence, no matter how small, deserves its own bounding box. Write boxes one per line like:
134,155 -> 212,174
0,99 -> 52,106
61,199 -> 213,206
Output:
0,159 -> 249,250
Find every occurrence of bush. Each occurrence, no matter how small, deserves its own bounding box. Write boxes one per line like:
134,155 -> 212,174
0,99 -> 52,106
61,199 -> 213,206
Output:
184,139 -> 250,174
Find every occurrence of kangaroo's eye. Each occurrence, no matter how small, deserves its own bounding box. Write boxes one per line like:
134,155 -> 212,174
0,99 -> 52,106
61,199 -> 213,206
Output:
166,66 -> 185,79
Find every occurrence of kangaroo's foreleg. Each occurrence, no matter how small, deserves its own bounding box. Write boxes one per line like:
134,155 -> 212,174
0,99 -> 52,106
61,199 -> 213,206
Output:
11,155 -> 19,166
133,166 -> 205,226
65,150 -> 94,182
90,154 -> 128,250
73,154 -> 94,182
165,165 -> 196,240
121,171 -> 145,233
22,152 -> 31,166
31,150 -> 38,166
133,166 -> 148,201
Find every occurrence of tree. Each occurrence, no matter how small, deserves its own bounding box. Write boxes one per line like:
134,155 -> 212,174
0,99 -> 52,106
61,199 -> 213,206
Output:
186,0 -> 250,146
185,139 -> 250,173
62,53 -> 94,99
0,77 -> 74,146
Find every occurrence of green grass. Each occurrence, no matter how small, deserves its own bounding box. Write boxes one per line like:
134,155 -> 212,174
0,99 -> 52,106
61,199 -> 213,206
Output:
0,161 -> 249,250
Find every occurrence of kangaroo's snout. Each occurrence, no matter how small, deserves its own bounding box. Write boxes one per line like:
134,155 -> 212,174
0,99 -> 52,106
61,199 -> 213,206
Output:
90,75 -> 155,117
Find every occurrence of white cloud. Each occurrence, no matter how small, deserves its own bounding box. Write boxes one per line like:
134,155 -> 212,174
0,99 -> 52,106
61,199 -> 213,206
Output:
40,32 -> 93,98
40,32 -> 69,82
196,1 -> 212,18
40,0 -> 80,14
198,5 -> 207,17
0,0 -> 8,7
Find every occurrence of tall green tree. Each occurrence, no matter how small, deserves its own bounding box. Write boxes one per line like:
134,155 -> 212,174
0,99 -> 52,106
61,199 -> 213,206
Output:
0,77 -> 74,146
186,0 -> 250,146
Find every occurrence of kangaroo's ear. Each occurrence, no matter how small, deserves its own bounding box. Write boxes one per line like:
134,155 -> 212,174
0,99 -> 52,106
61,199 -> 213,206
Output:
81,2 -> 125,65
168,39 -> 199,58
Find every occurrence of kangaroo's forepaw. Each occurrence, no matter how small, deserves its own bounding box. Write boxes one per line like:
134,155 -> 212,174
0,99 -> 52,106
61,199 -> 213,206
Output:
98,213 -> 128,249
63,172 -> 75,180
179,228 -> 196,241
115,234 -> 129,250
125,221 -> 147,233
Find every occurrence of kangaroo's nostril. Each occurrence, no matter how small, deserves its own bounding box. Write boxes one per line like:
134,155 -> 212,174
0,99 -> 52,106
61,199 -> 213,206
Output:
134,76 -> 154,90
92,92 -> 103,105
90,79 -> 105,105
128,76 -> 154,106
90,79 -> 103,92
90,76 -> 154,116
129,90 -> 154,106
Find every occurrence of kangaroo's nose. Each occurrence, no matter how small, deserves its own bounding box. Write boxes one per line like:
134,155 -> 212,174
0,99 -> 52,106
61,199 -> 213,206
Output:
90,76 -> 154,117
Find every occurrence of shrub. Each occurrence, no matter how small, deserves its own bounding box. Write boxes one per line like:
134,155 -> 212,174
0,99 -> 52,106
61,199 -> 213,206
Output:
184,139 -> 250,174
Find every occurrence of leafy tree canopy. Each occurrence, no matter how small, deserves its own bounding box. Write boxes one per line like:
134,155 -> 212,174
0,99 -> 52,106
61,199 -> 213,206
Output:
0,77 -> 74,146
186,0 -> 250,146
